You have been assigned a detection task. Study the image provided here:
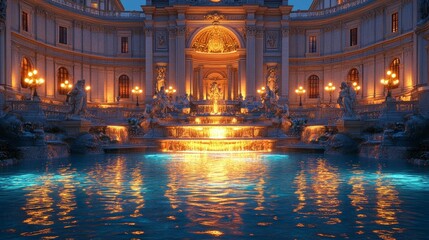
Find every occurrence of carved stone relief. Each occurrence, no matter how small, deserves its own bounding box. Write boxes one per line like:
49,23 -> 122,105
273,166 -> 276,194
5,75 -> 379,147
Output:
156,31 -> 167,50
265,30 -> 279,50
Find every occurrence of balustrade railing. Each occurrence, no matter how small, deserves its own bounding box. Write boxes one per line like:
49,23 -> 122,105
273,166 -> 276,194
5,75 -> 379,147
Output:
6,99 -> 418,125
290,0 -> 373,19
47,0 -> 145,18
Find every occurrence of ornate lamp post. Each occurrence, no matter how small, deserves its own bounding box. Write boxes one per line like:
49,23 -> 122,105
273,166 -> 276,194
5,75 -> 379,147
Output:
324,82 -> 335,104
380,70 -> 399,100
295,86 -> 306,107
165,85 -> 176,102
24,69 -> 44,101
131,86 -> 142,106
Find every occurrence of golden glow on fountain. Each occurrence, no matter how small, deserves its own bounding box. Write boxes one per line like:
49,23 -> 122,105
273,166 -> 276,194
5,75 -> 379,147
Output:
192,25 -> 239,54
209,127 -> 227,139
106,125 -> 128,143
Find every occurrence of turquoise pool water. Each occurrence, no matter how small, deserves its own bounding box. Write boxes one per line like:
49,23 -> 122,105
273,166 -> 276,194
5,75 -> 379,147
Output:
0,152 -> 428,239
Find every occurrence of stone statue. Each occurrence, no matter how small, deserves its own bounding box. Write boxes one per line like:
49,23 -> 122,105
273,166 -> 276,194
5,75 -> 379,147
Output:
266,66 -> 278,93
0,0 -> 6,21
262,85 -> 277,113
209,82 -> 222,114
153,86 -> 172,116
156,66 -> 166,93
67,79 -> 87,116
337,81 -> 357,119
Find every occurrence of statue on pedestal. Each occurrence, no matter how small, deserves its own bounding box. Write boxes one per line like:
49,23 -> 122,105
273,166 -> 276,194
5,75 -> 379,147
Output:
67,80 -> 87,117
208,82 -> 222,114
337,82 -> 357,119
155,66 -> 166,93
266,66 -> 278,94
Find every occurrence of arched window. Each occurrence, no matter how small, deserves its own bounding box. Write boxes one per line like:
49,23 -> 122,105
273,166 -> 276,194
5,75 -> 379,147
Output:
20,57 -> 32,88
389,58 -> 400,89
308,75 -> 319,99
57,67 -> 70,95
119,75 -> 130,98
347,68 -> 359,86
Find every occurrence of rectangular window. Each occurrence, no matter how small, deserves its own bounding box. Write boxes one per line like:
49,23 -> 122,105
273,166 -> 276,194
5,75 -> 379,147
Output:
392,12 -> 398,33
350,28 -> 357,46
121,37 -> 129,53
22,11 -> 28,32
309,36 -> 317,53
59,26 -> 68,44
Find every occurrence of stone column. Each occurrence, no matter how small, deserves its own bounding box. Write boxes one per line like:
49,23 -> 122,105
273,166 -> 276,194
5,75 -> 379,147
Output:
281,27 -> 290,99
142,6 -> 155,101
239,57 -> 246,98
280,5 -> 292,99
246,26 -> 256,99
227,65 -> 232,100
255,27 -> 264,90
198,65 -> 204,100
176,25 -> 186,95
168,26 -> 176,90
186,58 -> 192,95
145,27 -> 154,101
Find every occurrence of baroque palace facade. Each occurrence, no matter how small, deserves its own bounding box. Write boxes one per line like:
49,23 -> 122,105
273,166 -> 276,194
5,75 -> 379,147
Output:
1,0 -> 429,106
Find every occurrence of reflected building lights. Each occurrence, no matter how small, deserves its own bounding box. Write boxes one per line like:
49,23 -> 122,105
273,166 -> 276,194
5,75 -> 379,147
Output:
373,168 -> 403,239
164,153 -> 267,237
311,159 -> 341,226
347,167 -> 368,235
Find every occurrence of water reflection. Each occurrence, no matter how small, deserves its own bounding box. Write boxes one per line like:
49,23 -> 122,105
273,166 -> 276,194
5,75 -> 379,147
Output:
347,165 -> 368,235
164,153 -> 267,237
311,158 -> 341,225
56,165 -> 78,227
3,153 -> 423,239
85,157 -> 126,217
373,166 -> 403,239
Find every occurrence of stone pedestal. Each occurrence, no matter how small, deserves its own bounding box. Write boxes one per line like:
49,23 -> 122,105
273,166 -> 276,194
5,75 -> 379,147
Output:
336,118 -> 364,138
59,120 -> 92,137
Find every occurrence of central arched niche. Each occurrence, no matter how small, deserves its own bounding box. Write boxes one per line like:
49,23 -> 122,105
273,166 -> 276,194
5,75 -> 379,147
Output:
191,25 -> 240,54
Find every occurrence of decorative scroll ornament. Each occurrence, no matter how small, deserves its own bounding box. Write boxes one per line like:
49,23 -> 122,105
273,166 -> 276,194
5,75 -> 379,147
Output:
192,13 -> 238,53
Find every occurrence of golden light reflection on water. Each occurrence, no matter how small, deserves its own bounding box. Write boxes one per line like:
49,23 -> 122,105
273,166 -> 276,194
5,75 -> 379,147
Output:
164,153 -> 267,237
293,161 -> 308,227
130,165 -> 145,218
311,159 -> 341,225
373,167 -> 403,240
348,166 -> 368,235
22,175 -> 55,233
56,166 -> 78,227
85,157 -> 126,215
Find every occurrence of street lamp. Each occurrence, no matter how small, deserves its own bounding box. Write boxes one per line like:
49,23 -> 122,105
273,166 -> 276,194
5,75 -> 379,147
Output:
257,86 -> 266,101
131,86 -> 143,106
352,82 -> 361,94
60,80 -> 73,95
24,69 -> 44,101
165,85 -> 176,102
380,70 -> 399,100
324,82 -> 335,104
295,86 -> 306,107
